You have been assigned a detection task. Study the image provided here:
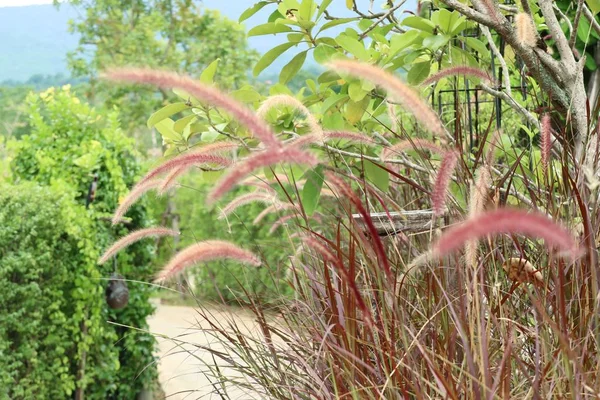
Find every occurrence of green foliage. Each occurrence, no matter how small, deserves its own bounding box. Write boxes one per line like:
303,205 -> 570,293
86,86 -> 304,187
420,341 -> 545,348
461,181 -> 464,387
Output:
9,87 -> 158,398
62,0 -> 258,133
0,183 -> 97,398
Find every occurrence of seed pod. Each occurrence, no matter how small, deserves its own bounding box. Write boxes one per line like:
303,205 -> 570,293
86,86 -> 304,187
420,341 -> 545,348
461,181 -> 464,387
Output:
106,273 -> 129,309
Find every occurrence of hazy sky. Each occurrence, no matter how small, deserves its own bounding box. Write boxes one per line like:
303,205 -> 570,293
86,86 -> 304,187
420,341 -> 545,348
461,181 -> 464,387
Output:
0,0 -> 54,6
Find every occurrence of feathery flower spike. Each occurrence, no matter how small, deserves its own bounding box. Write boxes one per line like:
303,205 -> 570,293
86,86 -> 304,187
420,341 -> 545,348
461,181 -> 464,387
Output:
327,59 -> 445,137
257,94 -> 323,139
155,240 -> 260,282
99,227 -> 179,264
432,149 -> 459,216
113,179 -> 162,225
219,191 -> 279,219
515,13 -> 538,47
433,208 -> 581,258
208,146 -> 318,204
104,68 -> 282,148
541,114 -> 552,174
421,66 -> 494,86
140,147 -> 234,185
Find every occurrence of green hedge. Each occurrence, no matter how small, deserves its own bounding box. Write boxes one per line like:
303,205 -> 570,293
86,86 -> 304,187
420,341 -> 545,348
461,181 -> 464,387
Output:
5,86 -> 158,398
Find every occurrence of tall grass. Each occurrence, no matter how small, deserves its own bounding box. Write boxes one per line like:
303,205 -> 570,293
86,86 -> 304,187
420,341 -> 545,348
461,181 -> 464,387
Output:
104,62 -> 600,398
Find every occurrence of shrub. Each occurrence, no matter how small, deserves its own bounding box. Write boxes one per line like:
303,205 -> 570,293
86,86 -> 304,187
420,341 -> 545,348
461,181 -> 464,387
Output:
8,86 -> 158,398
0,183 -> 115,398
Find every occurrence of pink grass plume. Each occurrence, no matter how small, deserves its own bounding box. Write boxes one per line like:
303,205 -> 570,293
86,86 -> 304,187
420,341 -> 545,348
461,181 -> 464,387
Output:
257,94 -> 323,139
253,203 -> 296,225
208,146 -> 318,205
541,114 -> 552,174
155,240 -> 261,283
327,59 -> 445,137
433,208 -> 581,259
141,144 -> 236,185
432,149 -> 459,216
112,179 -> 162,225
219,191 -> 279,219
103,68 -> 282,148
421,66 -> 494,86
98,227 -> 179,264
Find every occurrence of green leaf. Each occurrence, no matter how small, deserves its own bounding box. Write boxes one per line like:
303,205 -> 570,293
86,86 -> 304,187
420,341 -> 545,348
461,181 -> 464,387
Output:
336,34 -> 369,61
172,89 -> 201,105
301,164 -> 324,216
345,97 -> 369,124
239,1 -> 269,22
587,0 -> 600,15
173,114 -> 197,132
200,58 -> 220,83
407,61 -> 431,85
254,42 -> 297,76
231,88 -> 263,103
345,0 -> 353,10
279,51 -> 308,84
402,16 -> 436,33
147,103 -> 189,128
348,81 -> 367,101
313,44 -> 338,64
423,34 -> 449,51
318,0 -> 334,18
317,17 -> 357,34
248,22 -> 293,36
364,160 -> 389,192
155,118 -> 183,142
463,37 -> 488,55
321,93 -> 347,114
299,0 -> 317,21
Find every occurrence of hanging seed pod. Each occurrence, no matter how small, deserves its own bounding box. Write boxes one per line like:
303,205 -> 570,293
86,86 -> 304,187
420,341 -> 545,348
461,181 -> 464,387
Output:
502,258 -> 544,287
105,273 -> 129,309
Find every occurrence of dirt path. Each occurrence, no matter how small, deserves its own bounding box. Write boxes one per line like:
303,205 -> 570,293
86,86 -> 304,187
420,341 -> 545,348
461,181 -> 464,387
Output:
147,300 -> 262,399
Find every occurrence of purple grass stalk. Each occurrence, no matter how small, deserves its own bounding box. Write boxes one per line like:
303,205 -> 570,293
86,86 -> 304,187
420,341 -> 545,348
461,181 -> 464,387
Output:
302,235 -> 374,328
98,227 -> 179,264
155,240 -> 261,283
327,59 -> 445,137
112,179 -> 162,225
269,213 -> 297,234
253,203 -> 296,225
432,149 -> 460,216
257,94 -> 323,139
207,146 -> 318,204
433,208 -> 581,258
421,66 -> 494,86
219,191 -> 279,219
325,171 -> 393,282
381,138 -> 445,160
103,68 -> 282,148
541,114 -> 552,174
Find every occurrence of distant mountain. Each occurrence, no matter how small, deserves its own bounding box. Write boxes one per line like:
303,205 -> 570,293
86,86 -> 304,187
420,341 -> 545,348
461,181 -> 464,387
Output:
0,4 -> 79,82
0,1 -> 415,83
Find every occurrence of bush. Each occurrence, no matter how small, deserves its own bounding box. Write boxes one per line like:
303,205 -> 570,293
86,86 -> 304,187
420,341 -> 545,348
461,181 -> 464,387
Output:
0,183 -> 115,398
8,86 -> 158,398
